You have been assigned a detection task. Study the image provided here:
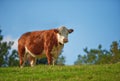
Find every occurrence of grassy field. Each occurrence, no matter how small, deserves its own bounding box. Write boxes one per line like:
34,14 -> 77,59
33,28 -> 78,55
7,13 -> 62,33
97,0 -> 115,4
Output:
0,63 -> 120,81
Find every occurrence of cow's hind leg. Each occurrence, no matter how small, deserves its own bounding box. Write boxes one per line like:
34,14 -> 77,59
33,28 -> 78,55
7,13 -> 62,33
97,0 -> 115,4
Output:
20,53 -> 28,68
18,44 -> 26,68
22,53 -> 28,68
19,56 -> 24,68
28,55 -> 36,67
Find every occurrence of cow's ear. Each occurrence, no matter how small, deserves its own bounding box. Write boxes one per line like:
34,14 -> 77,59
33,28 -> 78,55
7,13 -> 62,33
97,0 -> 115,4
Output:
68,29 -> 74,34
54,29 -> 59,33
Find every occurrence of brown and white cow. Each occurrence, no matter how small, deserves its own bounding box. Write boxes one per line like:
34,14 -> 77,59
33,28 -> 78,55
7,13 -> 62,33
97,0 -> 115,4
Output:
18,26 -> 73,67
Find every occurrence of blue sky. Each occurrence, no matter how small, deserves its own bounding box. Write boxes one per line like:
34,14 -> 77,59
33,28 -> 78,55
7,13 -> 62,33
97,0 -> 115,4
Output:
0,0 -> 120,65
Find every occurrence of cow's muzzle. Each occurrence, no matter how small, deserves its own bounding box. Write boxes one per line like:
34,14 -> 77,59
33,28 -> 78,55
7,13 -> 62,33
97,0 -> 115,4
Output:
63,38 -> 68,43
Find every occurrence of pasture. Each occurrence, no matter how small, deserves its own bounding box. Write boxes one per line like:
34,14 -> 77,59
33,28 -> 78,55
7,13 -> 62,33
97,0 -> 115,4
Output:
0,63 -> 120,81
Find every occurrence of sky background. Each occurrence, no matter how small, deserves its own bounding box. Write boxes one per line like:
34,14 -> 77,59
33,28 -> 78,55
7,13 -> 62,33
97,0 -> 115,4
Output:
0,0 -> 120,65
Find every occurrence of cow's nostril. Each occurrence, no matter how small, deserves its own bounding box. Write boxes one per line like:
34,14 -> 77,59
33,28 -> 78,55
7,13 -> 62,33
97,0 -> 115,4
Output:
63,38 -> 68,43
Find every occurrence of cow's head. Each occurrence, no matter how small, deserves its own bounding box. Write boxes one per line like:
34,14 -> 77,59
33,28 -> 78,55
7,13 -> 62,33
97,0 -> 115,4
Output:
55,26 -> 74,44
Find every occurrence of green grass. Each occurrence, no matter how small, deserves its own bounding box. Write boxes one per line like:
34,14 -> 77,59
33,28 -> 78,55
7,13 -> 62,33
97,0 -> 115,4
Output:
0,64 -> 120,81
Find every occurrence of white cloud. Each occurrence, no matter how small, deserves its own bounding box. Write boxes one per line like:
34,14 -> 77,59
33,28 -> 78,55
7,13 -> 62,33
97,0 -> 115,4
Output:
3,35 -> 18,50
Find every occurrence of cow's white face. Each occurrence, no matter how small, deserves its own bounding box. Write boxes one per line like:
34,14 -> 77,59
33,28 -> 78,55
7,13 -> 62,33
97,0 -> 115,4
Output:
57,26 -> 74,44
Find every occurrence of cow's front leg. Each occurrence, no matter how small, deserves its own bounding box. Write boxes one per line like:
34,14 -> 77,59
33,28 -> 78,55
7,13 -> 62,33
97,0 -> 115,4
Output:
52,57 -> 56,66
20,53 -> 27,68
46,52 -> 53,65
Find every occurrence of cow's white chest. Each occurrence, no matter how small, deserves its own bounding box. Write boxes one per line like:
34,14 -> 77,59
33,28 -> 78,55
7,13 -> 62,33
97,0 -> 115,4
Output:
51,44 -> 64,59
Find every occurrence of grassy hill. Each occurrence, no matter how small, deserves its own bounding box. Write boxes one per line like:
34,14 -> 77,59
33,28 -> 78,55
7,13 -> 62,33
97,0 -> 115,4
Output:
0,63 -> 120,81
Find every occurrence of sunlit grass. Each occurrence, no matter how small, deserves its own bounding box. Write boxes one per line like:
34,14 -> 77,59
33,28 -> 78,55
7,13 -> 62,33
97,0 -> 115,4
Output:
0,64 -> 120,81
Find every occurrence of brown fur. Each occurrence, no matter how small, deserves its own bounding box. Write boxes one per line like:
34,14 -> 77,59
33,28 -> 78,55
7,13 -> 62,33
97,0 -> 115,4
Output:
18,29 -> 63,66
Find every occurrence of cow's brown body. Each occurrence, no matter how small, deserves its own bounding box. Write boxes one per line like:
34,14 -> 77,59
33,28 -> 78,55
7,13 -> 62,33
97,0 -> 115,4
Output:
18,26 -> 73,67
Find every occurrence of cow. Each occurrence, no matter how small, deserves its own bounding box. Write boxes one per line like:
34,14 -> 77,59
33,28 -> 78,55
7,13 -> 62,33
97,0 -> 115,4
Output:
18,26 -> 74,67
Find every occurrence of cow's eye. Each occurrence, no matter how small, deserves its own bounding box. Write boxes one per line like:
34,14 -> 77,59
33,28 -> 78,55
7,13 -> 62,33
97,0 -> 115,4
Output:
59,32 -> 62,35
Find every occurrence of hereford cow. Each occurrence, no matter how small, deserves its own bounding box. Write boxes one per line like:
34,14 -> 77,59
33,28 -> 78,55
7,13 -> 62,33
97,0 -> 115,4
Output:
18,26 -> 73,67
